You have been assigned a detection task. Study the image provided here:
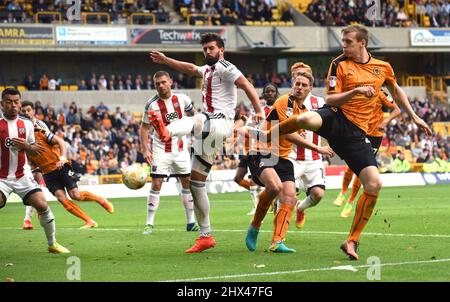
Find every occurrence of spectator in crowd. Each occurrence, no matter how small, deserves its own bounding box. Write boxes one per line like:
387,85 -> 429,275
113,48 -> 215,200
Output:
23,75 -> 38,90
39,74 -> 49,90
393,151 -> 411,173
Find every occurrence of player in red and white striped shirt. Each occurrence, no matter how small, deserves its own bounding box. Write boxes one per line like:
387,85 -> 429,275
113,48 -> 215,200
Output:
139,71 -> 199,235
149,33 -> 264,253
0,88 -> 69,254
289,62 -> 334,229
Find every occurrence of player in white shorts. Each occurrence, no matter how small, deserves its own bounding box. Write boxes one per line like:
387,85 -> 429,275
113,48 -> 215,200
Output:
139,71 -> 200,235
19,100 -> 50,230
289,62 -> 334,229
149,32 -> 264,253
0,88 -> 69,254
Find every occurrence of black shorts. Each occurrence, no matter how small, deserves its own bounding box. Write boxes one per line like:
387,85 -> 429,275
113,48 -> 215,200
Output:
315,106 -> 377,176
367,136 -> 382,156
43,164 -> 78,195
238,155 -> 250,169
248,154 -> 295,187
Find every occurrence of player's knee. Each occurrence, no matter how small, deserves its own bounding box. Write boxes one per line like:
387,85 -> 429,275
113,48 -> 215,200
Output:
266,181 -> 282,196
364,178 -> 382,194
30,195 -> 48,212
69,191 -> 80,200
311,190 -> 324,203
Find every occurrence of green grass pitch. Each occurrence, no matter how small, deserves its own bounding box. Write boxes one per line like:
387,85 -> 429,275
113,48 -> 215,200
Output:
1,185 -> 449,282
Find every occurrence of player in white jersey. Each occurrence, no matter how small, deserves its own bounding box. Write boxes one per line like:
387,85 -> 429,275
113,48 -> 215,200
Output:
139,71 -> 200,235
149,33 -> 264,253
0,88 -> 69,254
20,100 -> 49,230
289,62 -> 334,229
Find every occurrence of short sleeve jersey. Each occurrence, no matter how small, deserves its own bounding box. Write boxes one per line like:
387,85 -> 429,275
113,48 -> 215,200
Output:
27,129 -> 61,175
197,60 -> 243,120
326,54 -> 396,133
142,93 -> 193,153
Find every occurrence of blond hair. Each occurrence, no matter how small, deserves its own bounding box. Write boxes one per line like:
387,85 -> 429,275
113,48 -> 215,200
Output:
341,24 -> 369,47
290,62 -> 312,76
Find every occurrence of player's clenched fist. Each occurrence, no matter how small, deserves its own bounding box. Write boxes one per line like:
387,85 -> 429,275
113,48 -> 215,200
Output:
354,86 -> 376,98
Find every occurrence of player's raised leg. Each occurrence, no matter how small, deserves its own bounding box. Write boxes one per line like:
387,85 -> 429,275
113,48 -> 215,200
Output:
54,189 -> 97,229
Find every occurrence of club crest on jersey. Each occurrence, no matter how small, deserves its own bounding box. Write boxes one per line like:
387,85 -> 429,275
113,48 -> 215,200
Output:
373,67 -> 380,75
329,76 -> 337,88
19,127 -> 25,135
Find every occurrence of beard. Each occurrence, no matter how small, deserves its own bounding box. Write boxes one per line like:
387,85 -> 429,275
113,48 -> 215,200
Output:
205,55 -> 219,66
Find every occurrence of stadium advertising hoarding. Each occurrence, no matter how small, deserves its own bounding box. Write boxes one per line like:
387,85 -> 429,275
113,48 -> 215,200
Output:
0,25 -> 53,45
56,26 -> 127,45
421,172 -> 450,185
130,28 -> 226,45
410,29 -> 450,46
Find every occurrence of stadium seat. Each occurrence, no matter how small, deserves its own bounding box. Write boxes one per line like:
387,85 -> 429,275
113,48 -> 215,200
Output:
278,21 -> 286,26
17,85 -> 27,91
253,21 -> 262,26
180,7 -> 188,18
195,20 -> 204,26
423,15 -> 430,27
69,85 -> 79,91
245,20 -> 254,26
60,85 -> 69,91
270,21 -> 279,26
262,21 -> 271,26
286,21 -> 295,26
271,9 -> 280,20
0,86 -> 5,91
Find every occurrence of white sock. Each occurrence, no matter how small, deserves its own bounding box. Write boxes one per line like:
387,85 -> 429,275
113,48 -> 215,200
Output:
181,189 -> 195,224
249,185 -> 258,208
167,115 -> 204,137
39,207 -> 56,246
190,180 -> 211,236
297,195 -> 319,212
146,190 -> 160,226
24,206 -> 35,221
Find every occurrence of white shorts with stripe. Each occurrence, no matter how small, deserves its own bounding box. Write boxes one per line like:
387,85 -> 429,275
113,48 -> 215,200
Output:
191,113 -> 234,176
150,149 -> 191,178
0,172 -> 42,205
290,159 -> 326,192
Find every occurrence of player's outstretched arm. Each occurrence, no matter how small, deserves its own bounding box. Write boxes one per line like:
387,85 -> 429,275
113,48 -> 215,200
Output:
386,82 -> 432,136
234,75 -> 264,122
149,51 -> 201,77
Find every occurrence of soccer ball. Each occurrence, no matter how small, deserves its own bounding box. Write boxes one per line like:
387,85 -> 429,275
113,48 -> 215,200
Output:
122,165 -> 148,190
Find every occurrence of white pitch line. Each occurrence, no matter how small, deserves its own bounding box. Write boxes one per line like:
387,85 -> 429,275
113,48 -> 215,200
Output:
1,227 -> 450,238
160,258 -> 450,282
